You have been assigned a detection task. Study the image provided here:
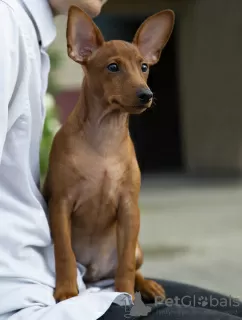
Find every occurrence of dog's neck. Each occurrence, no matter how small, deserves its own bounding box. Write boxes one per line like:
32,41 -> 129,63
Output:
70,78 -> 129,155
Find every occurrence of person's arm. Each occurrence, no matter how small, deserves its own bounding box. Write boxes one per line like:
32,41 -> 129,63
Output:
0,2 -> 19,162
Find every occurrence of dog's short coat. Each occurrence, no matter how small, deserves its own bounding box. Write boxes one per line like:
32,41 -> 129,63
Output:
43,6 -> 175,302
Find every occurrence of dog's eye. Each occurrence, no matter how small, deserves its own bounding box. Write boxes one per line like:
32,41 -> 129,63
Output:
141,63 -> 148,73
107,63 -> 119,72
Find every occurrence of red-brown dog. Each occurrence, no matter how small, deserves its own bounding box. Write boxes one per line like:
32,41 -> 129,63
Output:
43,6 -> 175,302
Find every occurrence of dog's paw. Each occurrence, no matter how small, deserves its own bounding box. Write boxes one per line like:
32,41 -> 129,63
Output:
115,278 -> 135,300
139,279 -> 166,301
54,283 -> 78,302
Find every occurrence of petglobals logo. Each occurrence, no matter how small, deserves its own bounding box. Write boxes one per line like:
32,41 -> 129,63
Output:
123,292 -> 152,318
155,295 -> 241,308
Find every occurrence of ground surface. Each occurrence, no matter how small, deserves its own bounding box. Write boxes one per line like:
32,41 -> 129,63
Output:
139,175 -> 242,299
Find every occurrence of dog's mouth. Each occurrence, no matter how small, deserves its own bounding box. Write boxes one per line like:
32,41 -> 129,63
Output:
112,99 -> 151,113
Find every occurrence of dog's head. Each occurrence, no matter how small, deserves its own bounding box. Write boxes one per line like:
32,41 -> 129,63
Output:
67,6 -> 175,114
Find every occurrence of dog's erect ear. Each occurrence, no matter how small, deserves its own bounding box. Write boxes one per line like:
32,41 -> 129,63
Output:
133,10 -> 175,65
67,6 -> 104,64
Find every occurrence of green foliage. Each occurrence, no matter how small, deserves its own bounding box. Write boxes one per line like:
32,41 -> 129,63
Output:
40,48 -> 62,182
48,48 -> 63,95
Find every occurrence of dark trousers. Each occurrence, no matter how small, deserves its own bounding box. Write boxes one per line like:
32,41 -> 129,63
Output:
100,279 -> 242,319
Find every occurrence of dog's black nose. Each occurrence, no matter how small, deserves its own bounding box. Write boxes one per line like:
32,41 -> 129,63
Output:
137,88 -> 153,104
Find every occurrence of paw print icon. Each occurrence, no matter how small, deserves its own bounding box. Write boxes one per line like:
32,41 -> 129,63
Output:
197,296 -> 209,307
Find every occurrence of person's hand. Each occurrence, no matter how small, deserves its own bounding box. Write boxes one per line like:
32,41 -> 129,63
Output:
49,0 -> 108,17
73,0 -> 107,17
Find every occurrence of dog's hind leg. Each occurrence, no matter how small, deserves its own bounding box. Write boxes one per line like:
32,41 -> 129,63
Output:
135,243 -> 166,301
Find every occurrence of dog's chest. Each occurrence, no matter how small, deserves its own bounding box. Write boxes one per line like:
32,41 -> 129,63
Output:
73,158 -> 126,223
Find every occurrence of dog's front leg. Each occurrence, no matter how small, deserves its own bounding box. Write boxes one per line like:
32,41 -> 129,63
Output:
49,197 -> 78,302
115,195 -> 140,300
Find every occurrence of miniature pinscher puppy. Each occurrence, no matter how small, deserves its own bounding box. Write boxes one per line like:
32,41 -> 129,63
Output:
43,6 -> 175,302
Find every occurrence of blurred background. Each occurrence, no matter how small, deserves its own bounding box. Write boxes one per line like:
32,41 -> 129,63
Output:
41,0 -> 242,299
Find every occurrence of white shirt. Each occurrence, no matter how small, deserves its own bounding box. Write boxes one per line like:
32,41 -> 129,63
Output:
0,0 -> 129,319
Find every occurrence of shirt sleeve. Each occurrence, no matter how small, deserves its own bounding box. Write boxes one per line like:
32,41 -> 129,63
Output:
0,2 -> 19,163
